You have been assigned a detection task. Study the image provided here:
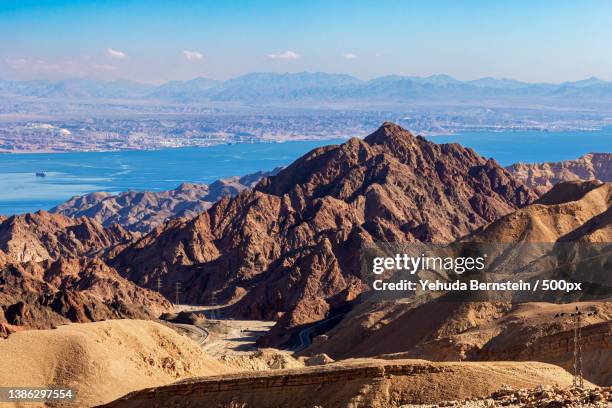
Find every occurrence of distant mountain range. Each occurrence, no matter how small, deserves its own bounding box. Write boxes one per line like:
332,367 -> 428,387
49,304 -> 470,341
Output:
50,168 -> 281,233
3,72 -> 612,107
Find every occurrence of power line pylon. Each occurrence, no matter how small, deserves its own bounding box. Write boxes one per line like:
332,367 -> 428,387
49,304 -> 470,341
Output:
555,306 -> 598,388
210,292 -> 217,320
174,282 -> 181,307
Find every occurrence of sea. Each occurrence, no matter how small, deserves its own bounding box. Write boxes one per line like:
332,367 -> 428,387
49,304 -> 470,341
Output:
0,129 -> 611,216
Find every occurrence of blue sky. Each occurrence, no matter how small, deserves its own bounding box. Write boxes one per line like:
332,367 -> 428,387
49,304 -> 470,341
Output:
1,0 -> 611,83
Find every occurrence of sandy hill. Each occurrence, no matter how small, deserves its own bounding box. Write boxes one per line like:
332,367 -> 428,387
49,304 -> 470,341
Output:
51,169 -> 280,233
468,180 -> 611,242
507,152 -> 612,195
303,299 -> 611,384
0,320 -> 231,407
99,358 -> 584,408
111,122 -> 536,346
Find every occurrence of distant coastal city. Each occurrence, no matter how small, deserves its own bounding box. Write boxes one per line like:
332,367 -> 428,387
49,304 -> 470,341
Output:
2,73 -> 612,152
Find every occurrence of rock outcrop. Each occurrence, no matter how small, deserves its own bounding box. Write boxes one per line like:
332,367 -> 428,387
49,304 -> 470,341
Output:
0,257 -> 171,335
437,385 -> 612,407
507,153 -> 612,195
111,122 -> 536,345
99,359 -> 582,408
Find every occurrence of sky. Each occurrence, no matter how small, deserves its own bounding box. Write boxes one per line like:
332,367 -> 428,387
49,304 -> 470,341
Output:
1,0 -> 612,84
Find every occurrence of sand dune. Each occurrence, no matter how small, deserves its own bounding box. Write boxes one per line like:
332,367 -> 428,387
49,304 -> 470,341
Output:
0,320 -> 230,407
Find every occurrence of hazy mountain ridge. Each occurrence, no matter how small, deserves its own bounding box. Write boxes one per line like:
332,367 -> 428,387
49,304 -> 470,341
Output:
4,72 -> 612,106
50,168 -> 282,233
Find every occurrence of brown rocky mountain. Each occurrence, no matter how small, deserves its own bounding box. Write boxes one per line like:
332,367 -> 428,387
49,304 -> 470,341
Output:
111,122 -> 536,345
507,152 -> 612,195
0,211 -> 135,264
51,169 -> 280,233
301,181 -> 612,384
0,212 -> 171,337
0,257 -> 171,337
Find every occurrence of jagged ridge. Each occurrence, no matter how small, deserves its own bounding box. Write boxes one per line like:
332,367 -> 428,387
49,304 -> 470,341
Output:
111,122 -> 536,345
51,169 -> 280,233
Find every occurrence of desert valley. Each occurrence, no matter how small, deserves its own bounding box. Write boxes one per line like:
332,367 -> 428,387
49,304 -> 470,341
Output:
0,123 -> 610,407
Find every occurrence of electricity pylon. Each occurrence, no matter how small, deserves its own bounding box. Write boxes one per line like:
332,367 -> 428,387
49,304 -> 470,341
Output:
174,282 -> 181,307
555,306 -> 598,388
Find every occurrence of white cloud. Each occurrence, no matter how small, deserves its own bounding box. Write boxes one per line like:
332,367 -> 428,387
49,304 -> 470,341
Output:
183,50 -> 204,61
266,50 -> 300,60
342,53 -> 357,59
93,64 -> 119,71
107,48 -> 128,59
5,58 -> 26,66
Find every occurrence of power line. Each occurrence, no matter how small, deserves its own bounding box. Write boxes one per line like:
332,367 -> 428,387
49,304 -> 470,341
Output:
210,292 -> 217,320
174,282 -> 181,307
554,306 -> 598,388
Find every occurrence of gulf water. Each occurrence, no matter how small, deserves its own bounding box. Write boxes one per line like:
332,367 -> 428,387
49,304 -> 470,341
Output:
0,129 -> 610,216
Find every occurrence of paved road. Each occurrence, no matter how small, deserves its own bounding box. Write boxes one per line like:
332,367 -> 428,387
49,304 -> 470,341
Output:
171,323 -> 209,346
295,315 -> 342,351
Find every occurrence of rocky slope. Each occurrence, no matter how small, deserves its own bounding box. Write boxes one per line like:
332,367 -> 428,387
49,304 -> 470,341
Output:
51,169 -> 280,233
0,257 -> 171,336
301,181 -> 612,384
419,385 -> 612,408
304,300 -> 612,383
0,211 -> 135,264
99,359 -> 581,408
468,180 -> 611,243
0,212 -> 171,337
507,153 -> 612,195
111,122 -> 536,345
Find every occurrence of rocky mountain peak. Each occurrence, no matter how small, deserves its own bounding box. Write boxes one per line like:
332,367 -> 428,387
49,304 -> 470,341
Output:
112,123 -> 538,346
363,121 -> 416,145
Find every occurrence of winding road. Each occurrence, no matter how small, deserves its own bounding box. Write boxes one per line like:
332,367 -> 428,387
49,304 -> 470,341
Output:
295,314 -> 343,351
171,323 -> 209,346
